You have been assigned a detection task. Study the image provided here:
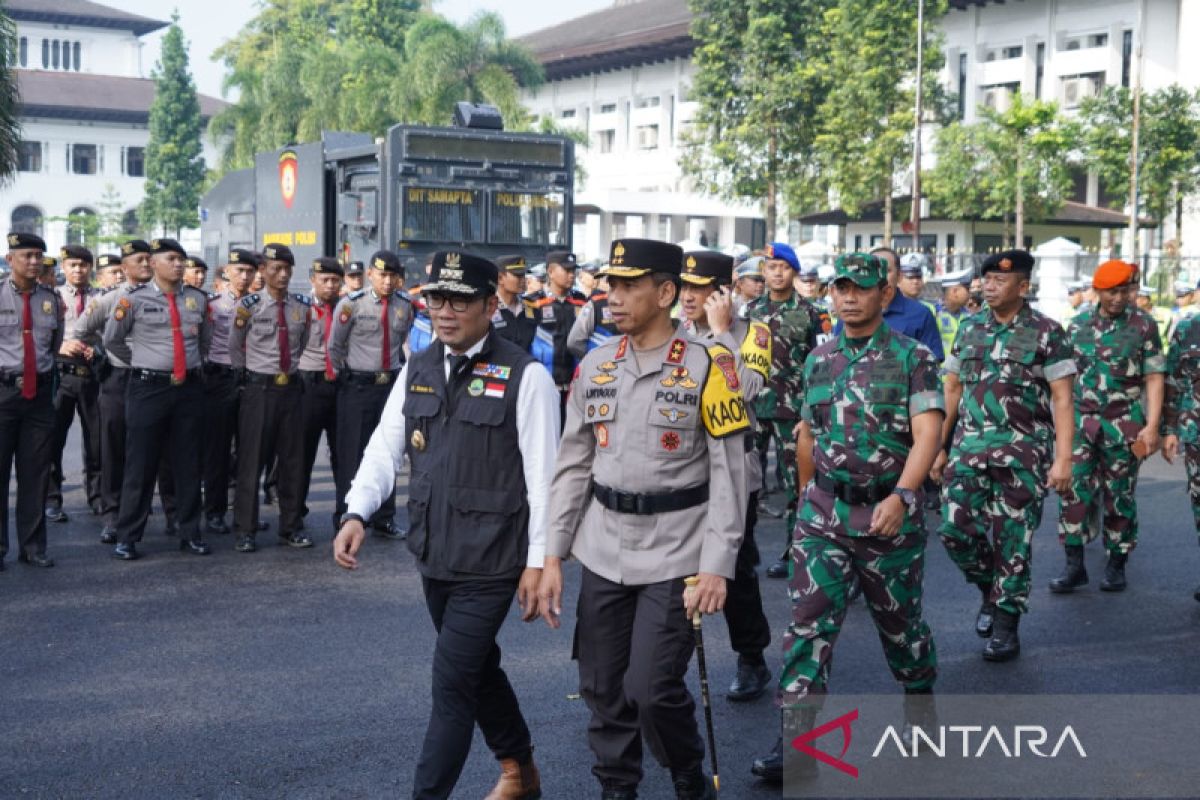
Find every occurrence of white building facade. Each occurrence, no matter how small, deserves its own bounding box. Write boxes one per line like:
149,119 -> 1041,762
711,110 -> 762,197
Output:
1,0 -> 224,256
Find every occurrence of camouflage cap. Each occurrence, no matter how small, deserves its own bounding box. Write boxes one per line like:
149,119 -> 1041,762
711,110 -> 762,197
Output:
833,252 -> 887,288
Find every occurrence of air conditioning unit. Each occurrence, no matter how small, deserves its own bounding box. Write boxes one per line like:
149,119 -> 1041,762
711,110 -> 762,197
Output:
983,87 -> 1012,112
1063,78 -> 1097,106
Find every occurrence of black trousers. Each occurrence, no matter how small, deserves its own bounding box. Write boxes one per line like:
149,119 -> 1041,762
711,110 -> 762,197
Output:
234,380 -> 304,537
48,369 -> 102,510
0,380 -> 54,560
335,381 -> 394,524
115,376 -> 203,544
414,575 -> 531,800
576,568 -> 705,787
299,372 -> 338,520
723,491 -> 771,659
201,367 -> 239,519
100,368 -> 175,528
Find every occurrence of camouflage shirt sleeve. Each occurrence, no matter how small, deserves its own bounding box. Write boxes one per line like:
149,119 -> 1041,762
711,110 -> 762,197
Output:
908,343 -> 946,417
800,354 -> 817,424
1041,318 -> 1077,382
1141,313 -> 1167,375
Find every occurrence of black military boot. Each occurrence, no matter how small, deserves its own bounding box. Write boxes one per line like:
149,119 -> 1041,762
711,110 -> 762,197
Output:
753,707 -> 818,784
669,765 -> 716,800
1049,545 -> 1088,593
599,781 -> 637,800
727,655 -> 771,702
974,585 -> 996,638
982,609 -> 1021,662
902,687 -> 938,754
1099,552 -> 1128,592
766,557 -> 789,579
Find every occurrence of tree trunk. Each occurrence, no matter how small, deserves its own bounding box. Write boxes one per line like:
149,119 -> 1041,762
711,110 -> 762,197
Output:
765,130 -> 778,241
1176,185 -> 1184,252
1003,213 -> 1012,249
1014,140 -> 1025,250
883,191 -> 893,248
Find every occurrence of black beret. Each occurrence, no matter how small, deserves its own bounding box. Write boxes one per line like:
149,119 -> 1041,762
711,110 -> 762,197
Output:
681,250 -> 734,287
185,256 -> 209,271
980,249 -> 1035,276
422,251 -> 497,298
42,256 -> 57,269
96,253 -> 123,268
261,244 -> 295,265
150,238 -> 186,257
227,248 -> 259,266
495,254 -> 528,274
546,250 -> 577,269
6,231 -> 46,252
345,260 -> 365,275
369,250 -> 402,274
120,239 -> 152,257
603,238 -> 684,279
312,256 -> 344,276
59,244 -> 93,263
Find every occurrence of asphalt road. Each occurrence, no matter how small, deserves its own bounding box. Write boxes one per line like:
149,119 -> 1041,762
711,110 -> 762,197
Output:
4,432 -> 1200,799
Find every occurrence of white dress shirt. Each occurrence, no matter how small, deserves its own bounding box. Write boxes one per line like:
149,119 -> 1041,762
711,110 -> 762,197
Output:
345,334 -> 560,568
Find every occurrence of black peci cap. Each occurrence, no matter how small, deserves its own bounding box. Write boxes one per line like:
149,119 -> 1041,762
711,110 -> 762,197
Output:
422,251 -> 498,298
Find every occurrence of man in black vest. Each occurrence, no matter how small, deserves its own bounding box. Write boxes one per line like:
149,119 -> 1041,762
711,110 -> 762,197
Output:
334,250 -> 559,800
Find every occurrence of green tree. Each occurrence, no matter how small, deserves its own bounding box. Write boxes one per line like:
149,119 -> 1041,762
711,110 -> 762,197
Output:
95,184 -> 132,248
141,13 -> 206,237
812,0 -> 948,246
683,0 -> 834,237
927,94 -> 1077,247
0,2 -> 21,186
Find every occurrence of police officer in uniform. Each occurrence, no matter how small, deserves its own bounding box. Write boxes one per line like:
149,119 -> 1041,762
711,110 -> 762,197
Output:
47,244 -> 102,521
539,238 -> 748,800
95,253 -> 124,289
328,250 -> 412,538
201,248 -> 258,534
228,244 -> 313,551
935,267 -> 973,359
104,238 -> 213,560
342,260 -> 365,295
523,250 -> 586,416
298,257 -> 344,530
334,250 -> 559,800
183,256 -> 208,290
491,255 -> 535,350
0,232 -> 64,570
567,272 -> 621,360
678,250 -> 775,702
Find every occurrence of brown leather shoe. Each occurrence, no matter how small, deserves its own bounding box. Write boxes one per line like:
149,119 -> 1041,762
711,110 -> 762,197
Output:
484,758 -> 542,800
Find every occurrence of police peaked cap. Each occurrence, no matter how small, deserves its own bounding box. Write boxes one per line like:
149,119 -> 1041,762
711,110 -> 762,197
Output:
603,238 -> 683,279
681,250 -> 734,287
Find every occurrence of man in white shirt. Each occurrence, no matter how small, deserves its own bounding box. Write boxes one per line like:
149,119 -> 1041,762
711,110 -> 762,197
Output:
333,250 -> 559,800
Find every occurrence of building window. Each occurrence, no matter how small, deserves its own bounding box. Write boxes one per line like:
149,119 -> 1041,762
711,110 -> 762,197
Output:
51,39 -> 59,69
1002,45 -> 1023,59
73,42 -> 81,71
1036,43 -> 1046,99
122,210 -> 140,236
560,108 -> 576,119
10,205 -> 43,236
66,207 -> 96,247
17,141 -> 41,172
599,103 -> 616,114
124,146 -> 145,177
1122,30 -> 1133,87
635,96 -> 661,109
1088,33 -> 1109,48
70,144 -> 99,175
41,38 -> 48,68
957,53 -> 967,118
596,129 -> 615,153
62,40 -> 70,70
635,124 -> 659,150
18,36 -> 26,67
946,233 -> 956,252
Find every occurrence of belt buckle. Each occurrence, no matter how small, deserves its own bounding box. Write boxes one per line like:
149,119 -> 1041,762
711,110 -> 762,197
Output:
616,493 -> 637,514
374,372 -> 389,385
274,373 -> 290,386
324,373 -> 336,382
170,374 -> 184,386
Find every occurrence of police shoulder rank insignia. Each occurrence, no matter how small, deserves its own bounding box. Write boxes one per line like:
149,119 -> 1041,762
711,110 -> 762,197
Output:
241,294 -> 260,309
348,289 -> 366,301
293,293 -> 312,306
666,338 -> 687,365
701,344 -> 750,439
741,322 -> 772,379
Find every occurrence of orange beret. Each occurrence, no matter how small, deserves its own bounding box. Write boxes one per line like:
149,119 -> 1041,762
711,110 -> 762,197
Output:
1092,259 -> 1136,290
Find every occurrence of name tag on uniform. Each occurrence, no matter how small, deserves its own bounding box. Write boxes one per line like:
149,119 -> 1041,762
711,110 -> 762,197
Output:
542,306 -> 556,323
601,306 -> 614,323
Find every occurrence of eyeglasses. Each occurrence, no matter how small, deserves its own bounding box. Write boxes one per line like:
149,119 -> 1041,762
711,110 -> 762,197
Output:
425,294 -> 474,312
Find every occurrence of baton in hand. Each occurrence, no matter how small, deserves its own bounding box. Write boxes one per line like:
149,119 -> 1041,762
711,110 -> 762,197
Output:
684,575 -> 720,792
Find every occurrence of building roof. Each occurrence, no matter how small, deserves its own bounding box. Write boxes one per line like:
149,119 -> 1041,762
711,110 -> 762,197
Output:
4,0 -> 167,36
519,0 -> 693,81
798,196 -> 1157,229
17,70 -> 228,124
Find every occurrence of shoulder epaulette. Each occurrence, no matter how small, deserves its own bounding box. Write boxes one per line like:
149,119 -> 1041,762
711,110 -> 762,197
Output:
240,293 -> 261,308
126,283 -> 146,294
348,289 -> 366,301
207,291 -> 219,301
292,293 -> 312,306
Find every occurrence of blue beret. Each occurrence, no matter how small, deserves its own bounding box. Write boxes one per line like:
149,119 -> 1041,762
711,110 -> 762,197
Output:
764,242 -> 799,270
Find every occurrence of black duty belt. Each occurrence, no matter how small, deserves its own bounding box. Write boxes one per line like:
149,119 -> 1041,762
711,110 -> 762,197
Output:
814,474 -> 895,506
0,370 -> 52,388
593,482 -> 709,516
245,370 -> 298,387
56,361 -> 94,378
299,369 -> 337,384
204,363 -> 236,376
345,369 -> 399,386
133,368 -> 203,386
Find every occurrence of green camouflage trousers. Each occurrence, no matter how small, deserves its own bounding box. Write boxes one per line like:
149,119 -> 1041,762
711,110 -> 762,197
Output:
939,459 -> 1045,616
1182,444 -> 1200,539
1057,415 -> 1141,554
756,417 -> 798,544
780,488 -> 936,705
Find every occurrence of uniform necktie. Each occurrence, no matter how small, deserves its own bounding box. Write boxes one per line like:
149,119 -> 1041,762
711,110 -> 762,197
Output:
448,354 -> 470,378
380,295 -> 391,371
322,303 -> 335,381
277,299 -> 291,374
166,293 -> 186,383
75,289 -> 84,316
20,291 -> 36,399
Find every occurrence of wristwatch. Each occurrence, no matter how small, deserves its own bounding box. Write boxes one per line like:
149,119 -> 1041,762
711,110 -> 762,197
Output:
891,488 -> 918,515
339,513 -> 365,526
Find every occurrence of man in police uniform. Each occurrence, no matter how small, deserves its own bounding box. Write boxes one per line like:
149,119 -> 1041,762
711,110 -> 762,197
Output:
732,256 -> 765,318
228,244 -> 313,551
104,238 -> 213,560
201,248 -> 258,535
567,273 -> 621,359
183,256 -> 208,290
0,232 -> 64,570
342,260 -> 365,295
678,250 -> 775,702
539,238 -> 748,800
932,250 -> 1076,661
1063,282 -> 1086,324
298,257 -> 344,530
752,252 -> 944,783
47,244 -> 102,522
935,267 -> 973,359
334,250 -> 558,800
523,250 -> 587,416
95,253 -> 124,289
328,250 -> 412,538
39,255 -> 58,288
898,253 -> 936,313
492,255 -> 535,350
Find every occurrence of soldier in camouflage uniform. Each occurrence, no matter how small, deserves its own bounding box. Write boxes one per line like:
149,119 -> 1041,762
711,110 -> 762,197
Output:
1160,294 -> 1200,603
932,250 -> 1076,662
745,242 -> 831,579
1052,260 -> 1164,594
751,252 -> 943,784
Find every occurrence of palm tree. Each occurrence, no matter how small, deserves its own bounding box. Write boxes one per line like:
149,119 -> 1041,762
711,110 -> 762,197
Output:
0,2 -> 23,186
